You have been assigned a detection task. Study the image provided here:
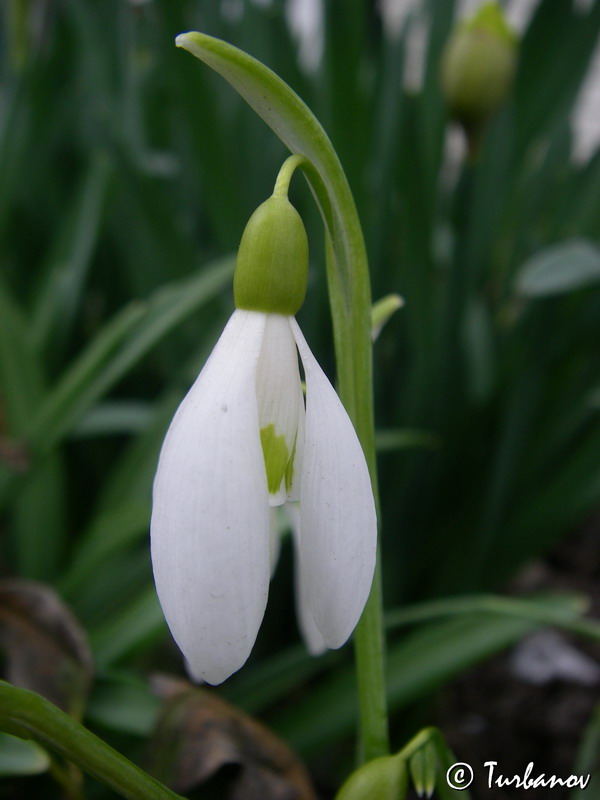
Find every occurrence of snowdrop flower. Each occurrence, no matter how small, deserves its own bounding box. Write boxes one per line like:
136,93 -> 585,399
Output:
151,179 -> 377,685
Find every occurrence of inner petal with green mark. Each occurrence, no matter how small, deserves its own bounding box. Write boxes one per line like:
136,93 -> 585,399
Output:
255,314 -> 305,504
260,424 -> 294,494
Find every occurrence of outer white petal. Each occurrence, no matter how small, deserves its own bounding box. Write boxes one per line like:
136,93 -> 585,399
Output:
290,319 -> 377,648
255,314 -> 304,504
286,502 -> 326,656
151,310 -> 269,685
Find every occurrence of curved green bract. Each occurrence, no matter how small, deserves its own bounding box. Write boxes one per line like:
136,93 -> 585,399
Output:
175,32 -> 373,446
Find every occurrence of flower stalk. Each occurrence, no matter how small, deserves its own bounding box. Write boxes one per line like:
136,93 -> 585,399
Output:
273,154 -> 308,198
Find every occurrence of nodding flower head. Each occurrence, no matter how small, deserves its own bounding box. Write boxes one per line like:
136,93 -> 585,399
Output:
150,184 -> 377,685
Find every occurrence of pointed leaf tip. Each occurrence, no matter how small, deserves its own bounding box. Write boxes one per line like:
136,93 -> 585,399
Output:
175,32 -> 191,49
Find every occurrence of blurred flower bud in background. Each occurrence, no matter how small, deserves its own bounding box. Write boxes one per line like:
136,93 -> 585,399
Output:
441,2 -> 518,154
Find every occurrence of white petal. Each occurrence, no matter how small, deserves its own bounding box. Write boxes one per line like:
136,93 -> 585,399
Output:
151,309 -> 270,685
286,502 -> 326,656
290,319 -> 377,648
255,314 -> 304,504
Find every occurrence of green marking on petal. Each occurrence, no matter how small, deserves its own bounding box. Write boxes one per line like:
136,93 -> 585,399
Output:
260,424 -> 290,495
284,433 -> 297,492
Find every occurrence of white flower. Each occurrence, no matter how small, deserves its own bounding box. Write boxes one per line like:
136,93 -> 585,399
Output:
151,309 -> 377,685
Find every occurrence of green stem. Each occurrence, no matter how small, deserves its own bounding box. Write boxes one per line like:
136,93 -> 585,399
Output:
324,211 -> 389,764
0,681 -> 185,800
353,556 -> 389,761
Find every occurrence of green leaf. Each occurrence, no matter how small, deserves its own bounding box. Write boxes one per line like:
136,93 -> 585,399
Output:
375,428 -> 439,452
60,502 -> 150,598
28,301 -> 146,455
514,0 -> 600,155
96,393 -> 184,512
384,597 -> 589,711
223,645 -> 337,716
385,592 -> 588,632
0,732 -> 50,777
462,297 -> 495,402
0,281 -> 66,578
86,675 -> 162,738
371,294 -> 404,341
516,239 -> 600,297
0,281 -> 44,432
89,586 -> 166,669
27,256 -> 234,457
272,593 -> 586,754
72,401 -> 153,437
31,150 -> 111,356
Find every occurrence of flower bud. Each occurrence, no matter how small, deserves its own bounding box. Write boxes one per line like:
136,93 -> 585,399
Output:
336,755 -> 408,800
409,742 -> 437,798
234,195 -> 309,315
441,3 -> 517,130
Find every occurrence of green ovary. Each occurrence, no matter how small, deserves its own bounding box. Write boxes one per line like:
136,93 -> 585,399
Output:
260,424 -> 294,495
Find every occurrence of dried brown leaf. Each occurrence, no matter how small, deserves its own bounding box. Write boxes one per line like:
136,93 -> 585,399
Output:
148,674 -> 317,800
0,579 -> 93,718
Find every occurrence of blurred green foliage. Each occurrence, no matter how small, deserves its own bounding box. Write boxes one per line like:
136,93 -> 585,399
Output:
2,0 -> 600,796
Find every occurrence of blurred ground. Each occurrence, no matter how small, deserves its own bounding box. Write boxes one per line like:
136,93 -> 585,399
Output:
439,513 -> 600,799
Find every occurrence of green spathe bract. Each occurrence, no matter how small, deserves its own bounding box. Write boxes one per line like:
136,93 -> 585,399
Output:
234,195 -> 309,315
